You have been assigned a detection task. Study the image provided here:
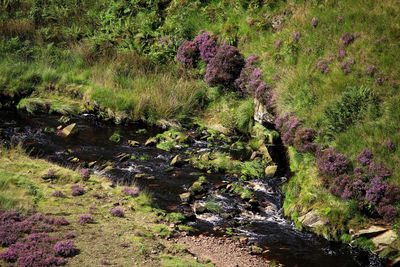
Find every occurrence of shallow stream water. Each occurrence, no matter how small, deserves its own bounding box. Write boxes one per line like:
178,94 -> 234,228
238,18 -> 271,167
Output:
0,110 -> 385,267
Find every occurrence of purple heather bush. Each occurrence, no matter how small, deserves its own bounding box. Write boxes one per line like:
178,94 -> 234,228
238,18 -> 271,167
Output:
274,40 -> 282,49
110,207 -> 124,218
204,43 -> 245,88
365,176 -> 388,205
255,83 -> 273,107
386,139 -> 396,152
377,204 -> 398,223
292,32 -> 300,42
316,147 -> 349,177
357,149 -> 373,166
311,17 -> 318,27
71,185 -> 85,196
54,241 -> 77,257
316,59 -> 330,74
176,40 -> 199,67
78,214 -> 94,224
0,231 -> 19,247
51,190 -> 65,198
342,33 -> 355,46
274,113 -> 301,146
293,127 -> 317,153
352,179 -> 366,199
340,58 -> 355,74
80,168 -> 90,180
234,55 -> 260,95
0,248 -> 18,262
368,161 -> 391,180
366,65 -> 376,76
338,46 -> 346,59
64,232 -> 76,239
376,76 -> 386,85
193,31 -> 217,64
122,186 -> 139,197
329,174 -> 353,199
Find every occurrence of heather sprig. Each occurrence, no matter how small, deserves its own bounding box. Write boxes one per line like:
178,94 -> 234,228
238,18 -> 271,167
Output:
78,215 -> 94,224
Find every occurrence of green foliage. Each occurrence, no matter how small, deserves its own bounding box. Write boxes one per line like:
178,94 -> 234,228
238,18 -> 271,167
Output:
165,212 -> 185,223
324,87 -> 376,134
340,234 -> 351,243
109,131 -> 121,143
204,197 -> 221,213
352,237 -> 376,250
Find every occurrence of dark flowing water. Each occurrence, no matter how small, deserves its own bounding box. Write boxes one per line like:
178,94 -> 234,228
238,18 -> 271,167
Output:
0,110 -> 385,267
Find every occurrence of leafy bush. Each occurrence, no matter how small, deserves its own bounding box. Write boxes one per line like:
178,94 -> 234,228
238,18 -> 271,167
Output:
194,31 -> 217,64
70,185 -> 85,196
110,207 -> 124,218
293,127 -> 316,153
176,40 -> 199,67
78,215 -> 94,224
274,113 -> 301,146
53,241 -> 77,257
324,86 -> 374,133
204,43 -> 245,89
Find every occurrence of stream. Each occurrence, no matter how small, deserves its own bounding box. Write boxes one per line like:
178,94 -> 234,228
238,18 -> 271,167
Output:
0,110 -> 385,267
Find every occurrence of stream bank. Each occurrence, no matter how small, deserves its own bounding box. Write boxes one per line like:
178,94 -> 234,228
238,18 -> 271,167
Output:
0,109 -> 387,266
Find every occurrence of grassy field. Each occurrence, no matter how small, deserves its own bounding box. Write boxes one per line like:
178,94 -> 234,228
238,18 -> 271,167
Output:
0,146 -> 213,266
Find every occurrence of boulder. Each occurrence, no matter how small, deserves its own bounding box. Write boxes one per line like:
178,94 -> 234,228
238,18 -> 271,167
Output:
265,165 -> 277,178
189,181 -> 204,194
258,144 -> 273,163
371,230 -> 397,248
352,226 -> 388,240
298,211 -> 324,228
170,155 -> 183,167
61,123 -> 78,137
179,192 -> 191,203
193,202 -> 206,213
254,98 -> 274,124
128,140 -> 139,147
145,138 -> 157,146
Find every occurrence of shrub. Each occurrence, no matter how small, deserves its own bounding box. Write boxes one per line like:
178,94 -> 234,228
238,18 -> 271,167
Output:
338,46 -> 346,59
377,204 -> 397,223
235,55 -> 260,95
0,248 -> 18,262
366,65 -> 376,76
324,86 -> 373,133
80,168 -> 90,180
365,176 -> 387,205
274,113 -> 301,146
342,33 -> 354,46
293,32 -> 300,42
194,31 -> 217,64
54,241 -> 77,257
311,17 -> 318,27
71,185 -> 85,196
293,127 -> 316,153
316,147 -> 349,177
386,139 -> 396,152
176,41 -> 199,67
329,174 -> 353,199
78,215 -> 94,224
275,40 -> 282,49
357,149 -> 373,166
121,186 -> 139,197
51,190 -> 65,198
204,43 -> 245,89
255,82 -> 273,107
110,207 -> 124,218
0,231 -> 19,247
64,232 -> 76,239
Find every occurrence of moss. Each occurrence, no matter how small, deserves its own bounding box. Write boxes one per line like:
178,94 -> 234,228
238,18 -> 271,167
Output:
109,132 -> 121,143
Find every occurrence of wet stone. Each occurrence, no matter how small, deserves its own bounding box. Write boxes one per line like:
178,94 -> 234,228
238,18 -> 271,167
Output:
179,192 -> 191,203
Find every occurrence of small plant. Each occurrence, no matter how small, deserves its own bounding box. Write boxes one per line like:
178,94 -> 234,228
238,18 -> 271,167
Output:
292,32 -> 300,42
311,17 -> 318,27
109,132 -> 121,143
204,198 -> 221,213
176,40 -> 199,67
79,214 -> 94,224
121,186 -> 139,197
64,232 -> 76,239
80,168 -> 90,180
53,241 -> 77,257
316,147 -> 349,177
71,185 -> 85,196
51,190 -> 65,198
110,207 -> 124,218
342,33 -> 355,46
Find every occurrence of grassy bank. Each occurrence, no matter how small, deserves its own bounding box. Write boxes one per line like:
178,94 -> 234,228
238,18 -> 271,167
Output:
0,146 -> 212,266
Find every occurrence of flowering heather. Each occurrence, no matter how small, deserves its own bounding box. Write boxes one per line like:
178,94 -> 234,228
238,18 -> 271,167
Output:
341,33 -> 354,46
80,168 -> 90,180
338,46 -> 346,59
316,59 -> 330,74
0,231 -> 19,247
78,214 -> 94,224
176,41 -> 199,67
352,179 -> 366,199
306,48 -> 312,54
337,16 -> 344,23
199,38 -> 217,64
274,40 -> 282,49
293,127 -> 317,153
377,204 -> 397,223
357,149 -> 373,166
204,43 -> 245,88
122,186 -> 139,197
376,76 -> 385,85
368,161 -> 391,180
235,55 -> 261,95
0,248 -> 18,262
340,58 -> 355,74
51,190 -> 65,198
311,17 -> 318,27
329,174 -> 353,199
366,65 -> 376,76
386,139 -> 396,152
255,82 -> 273,107
64,232 -> 76,239
71,185 -> 85,196
365,176 -> 388,205
110,207 -> 124,217
54,241 -> 77,257
275,114 -> 301,146
316,147 -> 349,177
292,32 -> 300,42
